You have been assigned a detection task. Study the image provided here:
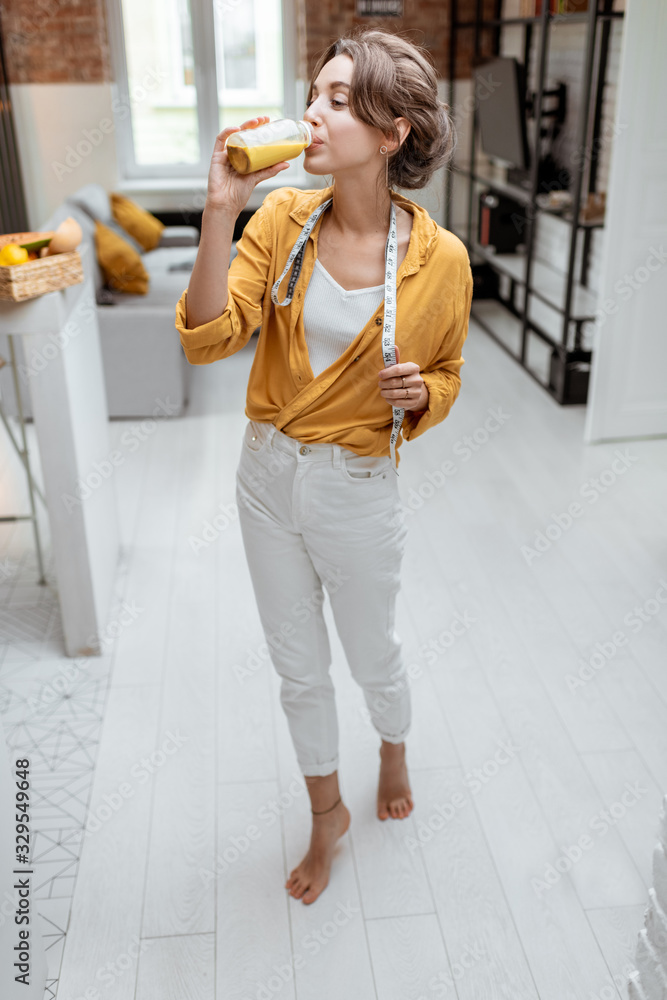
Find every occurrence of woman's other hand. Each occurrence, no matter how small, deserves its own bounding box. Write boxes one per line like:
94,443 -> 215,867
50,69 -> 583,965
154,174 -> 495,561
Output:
377,345 -> 429,412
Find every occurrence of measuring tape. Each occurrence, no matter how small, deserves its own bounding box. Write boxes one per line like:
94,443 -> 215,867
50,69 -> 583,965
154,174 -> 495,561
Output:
271,196 -> 404,476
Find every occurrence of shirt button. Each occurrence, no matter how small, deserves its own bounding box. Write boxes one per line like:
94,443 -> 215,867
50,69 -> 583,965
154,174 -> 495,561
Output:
375,317 -> 382,326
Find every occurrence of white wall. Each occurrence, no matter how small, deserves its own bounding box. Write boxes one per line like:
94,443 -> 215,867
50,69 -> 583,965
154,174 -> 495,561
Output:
584,0 -> 667,442
9,84 -> 120,230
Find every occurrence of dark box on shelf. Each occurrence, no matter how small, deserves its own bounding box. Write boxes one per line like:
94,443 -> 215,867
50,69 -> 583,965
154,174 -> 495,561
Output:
478,190 -> 527,254
548,350 -> 591,404
471,263 -> 500,299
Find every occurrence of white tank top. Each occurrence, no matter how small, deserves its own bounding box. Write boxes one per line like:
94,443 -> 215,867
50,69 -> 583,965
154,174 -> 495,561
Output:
303,258 -> 385,377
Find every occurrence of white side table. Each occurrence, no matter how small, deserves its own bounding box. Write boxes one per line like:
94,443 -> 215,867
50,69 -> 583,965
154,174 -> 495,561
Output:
0,246 -> 120,656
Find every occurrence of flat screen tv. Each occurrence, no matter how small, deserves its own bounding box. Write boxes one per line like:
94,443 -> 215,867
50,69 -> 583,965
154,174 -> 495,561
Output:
473,57 -> 530,171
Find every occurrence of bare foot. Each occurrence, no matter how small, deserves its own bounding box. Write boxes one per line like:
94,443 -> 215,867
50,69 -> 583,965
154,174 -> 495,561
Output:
285,800 -> 351,904
377,741 -> 414,820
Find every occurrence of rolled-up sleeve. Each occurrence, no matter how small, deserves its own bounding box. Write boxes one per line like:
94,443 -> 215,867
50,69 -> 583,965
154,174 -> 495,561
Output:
175,199 -> 273,365
401,251 -> 473,442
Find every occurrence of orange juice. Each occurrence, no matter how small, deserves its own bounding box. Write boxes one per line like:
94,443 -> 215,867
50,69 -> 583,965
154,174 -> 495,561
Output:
225,118 -> 313,174
227,140 -> 308,174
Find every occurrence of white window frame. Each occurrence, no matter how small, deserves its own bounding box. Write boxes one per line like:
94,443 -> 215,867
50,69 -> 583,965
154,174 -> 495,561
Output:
104,0 -> 297,180
215,0 -> 282,108
161,0 -> 196,108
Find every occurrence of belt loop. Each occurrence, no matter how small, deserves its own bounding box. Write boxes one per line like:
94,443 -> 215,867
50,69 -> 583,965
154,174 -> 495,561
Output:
332,444 -> 342,469
267,424 -> 277,449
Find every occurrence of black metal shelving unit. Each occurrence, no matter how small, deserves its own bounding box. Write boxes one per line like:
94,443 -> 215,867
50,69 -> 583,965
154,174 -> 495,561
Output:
446,0 -> 625,404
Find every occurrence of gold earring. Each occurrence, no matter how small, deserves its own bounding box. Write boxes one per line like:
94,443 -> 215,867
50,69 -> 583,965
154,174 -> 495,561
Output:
380,145 -> 389,188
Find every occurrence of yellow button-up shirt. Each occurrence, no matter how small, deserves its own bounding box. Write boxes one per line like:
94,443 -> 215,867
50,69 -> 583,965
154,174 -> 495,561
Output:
174,185 -> 473,468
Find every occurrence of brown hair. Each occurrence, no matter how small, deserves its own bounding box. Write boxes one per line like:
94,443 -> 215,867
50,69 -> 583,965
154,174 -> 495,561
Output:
307,29 -> 455,191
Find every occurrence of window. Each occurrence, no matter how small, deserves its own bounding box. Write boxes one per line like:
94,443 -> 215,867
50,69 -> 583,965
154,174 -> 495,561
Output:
106,0 -> 294,179
214,0 -> 284,127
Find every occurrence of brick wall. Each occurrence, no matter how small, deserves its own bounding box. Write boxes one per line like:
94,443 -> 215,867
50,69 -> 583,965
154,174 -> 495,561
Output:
301,0 -> 498,80
0,0 -> 111,84
0,0 -> 495,86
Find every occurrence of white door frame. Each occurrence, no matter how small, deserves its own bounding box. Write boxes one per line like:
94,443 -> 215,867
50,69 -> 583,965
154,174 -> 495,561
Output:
584,0 -> 667,443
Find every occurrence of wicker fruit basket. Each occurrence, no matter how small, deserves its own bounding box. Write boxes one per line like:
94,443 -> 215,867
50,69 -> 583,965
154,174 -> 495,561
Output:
0,231 -> 84,303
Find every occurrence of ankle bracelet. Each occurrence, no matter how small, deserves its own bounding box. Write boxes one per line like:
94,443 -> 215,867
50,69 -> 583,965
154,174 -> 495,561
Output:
311,795 -> 341,815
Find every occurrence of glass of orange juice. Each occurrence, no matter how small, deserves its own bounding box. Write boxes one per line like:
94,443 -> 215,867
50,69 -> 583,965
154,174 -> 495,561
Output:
225,119 -> 313,174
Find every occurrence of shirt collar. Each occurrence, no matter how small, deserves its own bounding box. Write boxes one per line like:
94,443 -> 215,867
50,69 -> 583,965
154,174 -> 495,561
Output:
288,186 -> 439,276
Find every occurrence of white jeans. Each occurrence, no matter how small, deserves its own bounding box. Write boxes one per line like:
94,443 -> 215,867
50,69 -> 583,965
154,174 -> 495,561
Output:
235,419 -> 411,777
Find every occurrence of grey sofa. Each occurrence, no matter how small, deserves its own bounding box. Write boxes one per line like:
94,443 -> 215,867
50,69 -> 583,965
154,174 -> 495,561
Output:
0,183 -> 201,419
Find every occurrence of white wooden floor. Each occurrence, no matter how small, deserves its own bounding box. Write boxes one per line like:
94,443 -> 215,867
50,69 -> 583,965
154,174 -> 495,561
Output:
2,316 -> 667,1000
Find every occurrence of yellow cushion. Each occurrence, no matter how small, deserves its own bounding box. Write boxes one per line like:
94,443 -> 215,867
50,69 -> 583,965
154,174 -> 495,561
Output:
110,192 -> 165,251
94,221 -> 149,294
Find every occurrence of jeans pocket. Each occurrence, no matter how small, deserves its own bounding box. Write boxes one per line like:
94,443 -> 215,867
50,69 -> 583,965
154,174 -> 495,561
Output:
243,419 -> 271,455
340,453 -> 392,484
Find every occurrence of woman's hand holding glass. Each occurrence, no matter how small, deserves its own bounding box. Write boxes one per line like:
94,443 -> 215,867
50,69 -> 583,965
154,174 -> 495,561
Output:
206,117 -> 291,217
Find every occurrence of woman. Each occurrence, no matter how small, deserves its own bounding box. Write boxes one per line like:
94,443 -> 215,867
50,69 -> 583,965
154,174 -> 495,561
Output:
175,28 -> 473,905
